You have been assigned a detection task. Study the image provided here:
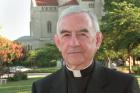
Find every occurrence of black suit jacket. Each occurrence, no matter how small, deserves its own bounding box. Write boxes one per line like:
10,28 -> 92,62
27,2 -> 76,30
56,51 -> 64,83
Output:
32,62 -> 140,93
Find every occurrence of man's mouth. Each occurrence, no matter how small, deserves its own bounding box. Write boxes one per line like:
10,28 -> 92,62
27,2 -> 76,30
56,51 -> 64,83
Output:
68,51 -> 82,54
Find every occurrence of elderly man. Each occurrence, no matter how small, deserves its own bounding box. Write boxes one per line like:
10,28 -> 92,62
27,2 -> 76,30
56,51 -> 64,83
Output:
32,6 -> 140,93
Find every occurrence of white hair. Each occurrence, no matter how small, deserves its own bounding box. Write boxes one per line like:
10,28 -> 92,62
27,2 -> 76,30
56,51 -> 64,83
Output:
57,5 -> 100,35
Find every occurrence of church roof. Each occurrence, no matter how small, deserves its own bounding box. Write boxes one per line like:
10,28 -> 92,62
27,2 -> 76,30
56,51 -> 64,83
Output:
60,0 -> 79,7
15,36 -> 33,41
35,0 -> 58,6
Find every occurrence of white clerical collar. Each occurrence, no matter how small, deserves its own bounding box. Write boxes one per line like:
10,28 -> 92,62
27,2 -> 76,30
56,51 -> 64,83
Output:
66,60 -> 93,77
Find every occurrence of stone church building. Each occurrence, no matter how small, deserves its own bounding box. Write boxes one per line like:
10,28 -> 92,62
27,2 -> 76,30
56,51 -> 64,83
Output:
16,0 -> 104,50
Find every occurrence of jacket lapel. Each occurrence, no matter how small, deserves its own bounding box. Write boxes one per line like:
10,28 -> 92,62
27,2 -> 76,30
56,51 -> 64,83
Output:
86,62 -> 108,93
50,67 -> 67,93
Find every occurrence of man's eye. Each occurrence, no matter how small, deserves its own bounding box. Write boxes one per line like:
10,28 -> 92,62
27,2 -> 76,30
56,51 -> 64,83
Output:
77,33 -> 89,38
62,34 -> 70,37
79,33 -> 87,36
81,33 -> 86,36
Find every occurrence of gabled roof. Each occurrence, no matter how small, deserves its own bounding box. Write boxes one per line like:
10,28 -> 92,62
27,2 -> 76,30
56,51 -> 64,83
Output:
60,0 -> 79,7
35,0 -> 58,6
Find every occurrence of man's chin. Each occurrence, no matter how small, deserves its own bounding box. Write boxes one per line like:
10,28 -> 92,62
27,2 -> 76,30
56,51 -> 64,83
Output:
67,59 -> 84,66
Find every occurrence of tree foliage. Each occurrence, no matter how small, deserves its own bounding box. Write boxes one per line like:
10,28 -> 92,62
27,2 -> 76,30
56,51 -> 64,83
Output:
0,36 -> 25,65
104,0 -> 140,11
132,44 -> 140,57
27,43 -> 61,67
104,2 -> 140,49
98,1 -> 140,61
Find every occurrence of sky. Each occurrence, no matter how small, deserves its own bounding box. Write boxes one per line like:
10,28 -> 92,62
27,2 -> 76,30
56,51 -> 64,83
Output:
0,0 -> 31,41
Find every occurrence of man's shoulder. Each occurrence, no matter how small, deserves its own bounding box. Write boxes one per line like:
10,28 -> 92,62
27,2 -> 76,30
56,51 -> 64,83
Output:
32,68 -> 64,93
102,66 -> 136,83
96,62 -> 134,79
103,66 -> 140,92
34,68 -> 63,85
95,63 -> 139,92
95,62 -> 135,83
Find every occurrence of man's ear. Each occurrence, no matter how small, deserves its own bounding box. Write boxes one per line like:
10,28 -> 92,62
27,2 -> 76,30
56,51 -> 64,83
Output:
54,34 -> 61,52
96,32 -> 103,49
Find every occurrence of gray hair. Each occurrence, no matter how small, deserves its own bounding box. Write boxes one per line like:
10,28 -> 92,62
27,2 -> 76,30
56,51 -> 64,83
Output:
56,5 -> 100,35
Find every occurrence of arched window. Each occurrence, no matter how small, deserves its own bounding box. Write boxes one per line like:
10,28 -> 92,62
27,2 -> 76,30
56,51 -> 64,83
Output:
47,21 -> 52,33
89,3 -> 94,8
26,44 -> 32,51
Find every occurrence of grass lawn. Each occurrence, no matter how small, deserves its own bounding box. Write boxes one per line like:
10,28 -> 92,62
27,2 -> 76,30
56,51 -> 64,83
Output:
138,78 -> 140,86
135,75 -> 140,86
29,67 -> 60,73
0,77 -> 42,93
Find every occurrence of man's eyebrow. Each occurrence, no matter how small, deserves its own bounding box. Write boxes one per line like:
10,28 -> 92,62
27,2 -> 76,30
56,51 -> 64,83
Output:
60,29 -> 89,34
79,29 -> 89,33
60,30 -> 71,34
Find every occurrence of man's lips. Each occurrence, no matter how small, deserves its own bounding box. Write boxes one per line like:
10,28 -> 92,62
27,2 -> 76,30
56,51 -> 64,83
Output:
68,51 -> 82,54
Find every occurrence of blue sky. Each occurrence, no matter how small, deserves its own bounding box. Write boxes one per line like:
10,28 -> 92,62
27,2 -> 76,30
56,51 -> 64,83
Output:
0,0 -> 31,40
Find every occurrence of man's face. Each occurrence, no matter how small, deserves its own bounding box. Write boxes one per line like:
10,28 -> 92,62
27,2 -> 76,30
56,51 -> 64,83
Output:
55,13 -> 102,69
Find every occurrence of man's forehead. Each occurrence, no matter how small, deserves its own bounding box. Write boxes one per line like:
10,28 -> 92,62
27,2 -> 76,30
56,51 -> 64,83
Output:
59,13 -> 92,27
61,12 -> 89,21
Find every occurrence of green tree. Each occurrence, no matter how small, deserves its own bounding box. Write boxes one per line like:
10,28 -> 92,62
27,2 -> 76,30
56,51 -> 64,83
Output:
27,43 -> 61,67
100,1 -> 140,72
102,1 -> 140,54
104,0 -> 140,11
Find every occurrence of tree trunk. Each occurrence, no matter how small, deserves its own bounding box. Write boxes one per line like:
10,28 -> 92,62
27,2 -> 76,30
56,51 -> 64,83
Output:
133,56 -> 136,66
107,56 -> 111,68
128,56 -> 132,73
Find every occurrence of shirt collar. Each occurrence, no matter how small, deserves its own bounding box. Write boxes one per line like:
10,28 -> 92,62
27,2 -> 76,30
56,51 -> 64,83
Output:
66,60 -> 94,78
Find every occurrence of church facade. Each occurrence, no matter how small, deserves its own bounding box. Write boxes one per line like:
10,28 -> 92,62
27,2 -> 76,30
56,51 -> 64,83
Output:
16,0 -> 104,50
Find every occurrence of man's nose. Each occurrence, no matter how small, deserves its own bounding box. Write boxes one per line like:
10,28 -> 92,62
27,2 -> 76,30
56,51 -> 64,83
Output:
69,35 -> 80,46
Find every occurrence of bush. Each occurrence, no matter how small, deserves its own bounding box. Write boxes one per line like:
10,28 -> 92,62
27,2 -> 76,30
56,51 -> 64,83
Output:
8,72 -> 27,81
27,43 -> 61,67
132,66 -> 140,74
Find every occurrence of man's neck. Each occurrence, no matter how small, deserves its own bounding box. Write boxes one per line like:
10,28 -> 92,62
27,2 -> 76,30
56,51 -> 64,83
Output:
66,60 -> 93,70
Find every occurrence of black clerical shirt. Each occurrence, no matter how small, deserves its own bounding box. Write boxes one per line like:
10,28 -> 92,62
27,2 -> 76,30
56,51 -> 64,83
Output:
65,63 -> 94,93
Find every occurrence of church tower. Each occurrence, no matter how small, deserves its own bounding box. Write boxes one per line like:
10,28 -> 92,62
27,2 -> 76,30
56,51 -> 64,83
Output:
26,0 -> 104,49
30,0 -> 58,49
